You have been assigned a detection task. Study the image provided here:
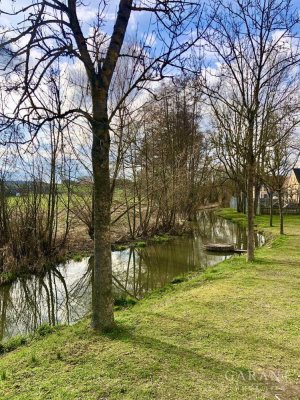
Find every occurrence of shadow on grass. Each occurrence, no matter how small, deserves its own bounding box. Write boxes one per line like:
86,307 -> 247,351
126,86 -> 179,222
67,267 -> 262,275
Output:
100,322 -> 285,398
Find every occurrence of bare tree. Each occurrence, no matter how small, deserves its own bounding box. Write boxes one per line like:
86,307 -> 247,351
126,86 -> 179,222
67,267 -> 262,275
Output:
261,112 -> 299,234
0,0 -> 203,330
209,103 -> 248,213
203,0 -> 300,261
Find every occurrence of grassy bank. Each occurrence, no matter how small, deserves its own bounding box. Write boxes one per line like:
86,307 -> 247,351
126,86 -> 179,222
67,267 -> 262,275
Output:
1,209 -> 300,399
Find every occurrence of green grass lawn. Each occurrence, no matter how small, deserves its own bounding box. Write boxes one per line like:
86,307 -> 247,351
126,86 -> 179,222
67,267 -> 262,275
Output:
1,210 -> 300,399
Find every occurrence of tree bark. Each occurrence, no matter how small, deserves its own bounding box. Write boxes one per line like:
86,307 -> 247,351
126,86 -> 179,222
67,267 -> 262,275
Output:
89,0 -> 132,331
236,192 -> 242,213
91,109 -> 114,330
269,191 -> 273,227
254,184 -> 260,216
242,192 -> 247,214
278,190 -> 284,235
247,159 -> 255,261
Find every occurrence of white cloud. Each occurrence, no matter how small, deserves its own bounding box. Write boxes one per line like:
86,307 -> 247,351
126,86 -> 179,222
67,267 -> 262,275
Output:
77,7 -> 98,22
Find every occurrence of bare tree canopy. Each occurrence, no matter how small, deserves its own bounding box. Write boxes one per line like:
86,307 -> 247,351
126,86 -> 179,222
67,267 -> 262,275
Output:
202,0 -> 300,260
0,0 -> 204,330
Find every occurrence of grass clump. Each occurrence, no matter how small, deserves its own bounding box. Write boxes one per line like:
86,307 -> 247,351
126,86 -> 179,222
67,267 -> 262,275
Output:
30,354 -> 37,364
0,272 -> 17,285
112,244 -> 129,251
170,275 -> 187,284
134,241 -> 147,248
215,208 -> 250,229
36,324 -> 56,337
0,324 -> 63,356
0,336 -> 28,354
114,295 -> 138,309
72,254 -> 83,262
150,234 -> 171,243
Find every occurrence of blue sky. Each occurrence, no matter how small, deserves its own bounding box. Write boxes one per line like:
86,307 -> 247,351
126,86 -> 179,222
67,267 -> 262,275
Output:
0,0 -> 156,43
1,0 -> 300,179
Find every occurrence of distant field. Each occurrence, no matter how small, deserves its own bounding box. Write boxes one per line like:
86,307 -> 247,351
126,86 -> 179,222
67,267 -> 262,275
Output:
3,185 -> 129,252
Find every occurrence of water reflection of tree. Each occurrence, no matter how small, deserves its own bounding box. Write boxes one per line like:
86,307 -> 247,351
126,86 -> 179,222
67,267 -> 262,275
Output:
0,212 -> 265,340
195,212 -> 234,243
112,224 -> 230,299
122,211 -> 262,298
0,262 -> 92,340
195,212 -> 257,250
0,283 -> 10,341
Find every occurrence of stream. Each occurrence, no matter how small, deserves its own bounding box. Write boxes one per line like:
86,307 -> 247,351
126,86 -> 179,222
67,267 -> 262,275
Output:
0,212 -> 264,341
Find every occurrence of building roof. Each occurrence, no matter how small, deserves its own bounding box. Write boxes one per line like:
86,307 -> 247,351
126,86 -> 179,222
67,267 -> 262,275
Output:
293,168 -> 300,183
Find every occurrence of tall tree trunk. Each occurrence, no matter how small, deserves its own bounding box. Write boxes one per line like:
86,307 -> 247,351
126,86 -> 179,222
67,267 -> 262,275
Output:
254,184 -> 260,216
91,114 -> 114,331
88,0 -> 134,329
246,115 -> 256,262
0,180 -> 8,246
269,191 -> 273,227
0,284 -> 10,341
236,192 -> 241,212
242,192 -> 247,214
247,157 -> 255,262
278,190 -> 284,235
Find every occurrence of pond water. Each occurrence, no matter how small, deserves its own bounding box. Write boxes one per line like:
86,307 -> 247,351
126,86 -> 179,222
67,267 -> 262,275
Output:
0,212 -> 264,341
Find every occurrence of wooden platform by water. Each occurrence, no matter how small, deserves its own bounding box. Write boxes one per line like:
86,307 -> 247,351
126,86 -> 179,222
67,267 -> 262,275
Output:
205,243 -> 247,253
